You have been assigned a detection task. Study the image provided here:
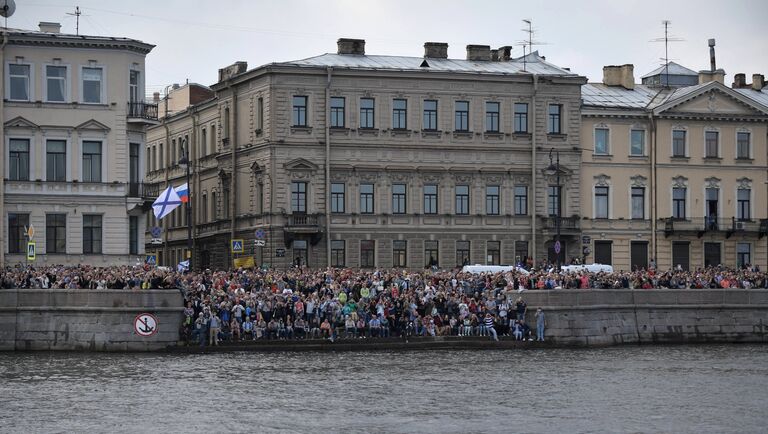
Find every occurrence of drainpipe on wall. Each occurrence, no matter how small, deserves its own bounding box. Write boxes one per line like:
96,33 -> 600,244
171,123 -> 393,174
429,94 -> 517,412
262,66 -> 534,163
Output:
230,86 -> 237,248
325,67 -> 333,268
0,31 -> 7,266
191,108 -> 199,268
530,74 -> 539,267
649,112 -> 657,264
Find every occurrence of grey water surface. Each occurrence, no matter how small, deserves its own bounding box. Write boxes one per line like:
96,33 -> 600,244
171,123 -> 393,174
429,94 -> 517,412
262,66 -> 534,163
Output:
0,344 -> 766,433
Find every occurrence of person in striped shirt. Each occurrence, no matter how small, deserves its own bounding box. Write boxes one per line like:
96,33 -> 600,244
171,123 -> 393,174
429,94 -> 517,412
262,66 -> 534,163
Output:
484,312 -> 499,341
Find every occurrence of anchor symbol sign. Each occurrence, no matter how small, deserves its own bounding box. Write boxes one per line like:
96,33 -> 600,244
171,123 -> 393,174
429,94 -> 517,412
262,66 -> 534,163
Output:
134,313 -> 159,337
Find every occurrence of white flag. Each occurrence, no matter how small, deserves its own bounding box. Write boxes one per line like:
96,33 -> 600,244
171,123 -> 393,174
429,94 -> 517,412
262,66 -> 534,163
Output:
152,186 -> 182,220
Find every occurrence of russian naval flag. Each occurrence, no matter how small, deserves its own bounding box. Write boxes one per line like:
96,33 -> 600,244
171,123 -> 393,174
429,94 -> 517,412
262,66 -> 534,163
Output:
174,183 -> 189,203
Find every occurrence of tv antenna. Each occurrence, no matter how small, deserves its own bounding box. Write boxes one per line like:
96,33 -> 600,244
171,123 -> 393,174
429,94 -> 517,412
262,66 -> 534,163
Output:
650,20 -> 684,87
517,19 -> 548,72
66,6 -> 82,35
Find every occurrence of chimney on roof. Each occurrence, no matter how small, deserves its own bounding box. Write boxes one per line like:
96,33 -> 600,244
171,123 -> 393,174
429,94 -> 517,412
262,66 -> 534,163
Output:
337,38 -> 365,55
153,92 -> 160,103
38,22 -> 61,33
497,46 -> 512,62
423,42 -> 448,59
752,74 -> 765,91
698,69 -> 725,85
708,39 -> 717,71
466,45 -> 491,61
732,73 -> 747,88
602,64 -> 635,89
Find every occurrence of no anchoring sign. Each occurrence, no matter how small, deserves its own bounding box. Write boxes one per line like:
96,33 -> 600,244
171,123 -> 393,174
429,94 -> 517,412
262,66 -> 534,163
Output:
134,313 -> 158,337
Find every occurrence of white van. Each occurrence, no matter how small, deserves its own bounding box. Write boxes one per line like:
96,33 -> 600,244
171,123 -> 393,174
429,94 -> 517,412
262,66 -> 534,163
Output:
461,264 -> 530,275
557,263 -> 614,274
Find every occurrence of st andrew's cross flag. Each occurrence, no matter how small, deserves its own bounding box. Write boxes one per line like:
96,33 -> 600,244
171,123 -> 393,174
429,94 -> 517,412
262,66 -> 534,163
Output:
152,186 -> 182,220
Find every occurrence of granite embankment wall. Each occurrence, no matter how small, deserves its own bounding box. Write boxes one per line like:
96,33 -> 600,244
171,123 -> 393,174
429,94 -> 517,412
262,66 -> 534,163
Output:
521,289 -> 768,346
0,289 -> 183,351
0,288 -> 766,351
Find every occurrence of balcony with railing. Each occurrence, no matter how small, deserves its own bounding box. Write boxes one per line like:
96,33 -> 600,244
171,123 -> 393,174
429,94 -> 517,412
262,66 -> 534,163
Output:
663,217 -> 768,238
127,101 -> 159,124
284,213 -> 322,233
540,215 -> 580,232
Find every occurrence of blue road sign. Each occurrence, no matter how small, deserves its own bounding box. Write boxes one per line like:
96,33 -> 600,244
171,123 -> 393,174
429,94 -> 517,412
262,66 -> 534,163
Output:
231,239 -> 244,253
145,255 -> 157,266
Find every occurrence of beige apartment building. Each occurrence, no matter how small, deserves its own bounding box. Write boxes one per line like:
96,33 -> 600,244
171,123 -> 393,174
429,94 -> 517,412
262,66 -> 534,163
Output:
145,39 -> 588,270
581,61 -> 768,271
1,23 -> 157,266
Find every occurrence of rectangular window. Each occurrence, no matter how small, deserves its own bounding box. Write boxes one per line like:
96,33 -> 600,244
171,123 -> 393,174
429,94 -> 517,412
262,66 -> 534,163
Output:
212,192 -> 218,219
291,181 -> 307,213
45,214 -> 67,254
82,67 -> 103,103
359,183 -> 374,214
424,240 -> 438,268
9,138 -> 30,181
487,241 -> 501,265
485,101 -> 499,132
456,240 -> 470,266
737,243 -> 751,268
257,97 -> 264,131
201,193 -> 208,223
331,183 -> 345,213
46,140 -> 66,182
515,241 -> 529,265
392,184 -> 407,214
455,101 -> 469,132
673,187 -> 686,219
672,241 -> 690,271
422,99 -> 438,131
209,124 -> 216,154
360,98 -> 375,129
393,240 -> 407,268
595,186 -> 609,219
672,130 -> 686,157
455,185 -> 469,215
737,189 -> 750,221
705,131 -> 719,158
423,184 -> 438,214
514,185 -> 528,215
392,99 -> 407,129
360,240 -> 375,268
594,240 -> 612,265
8,213 -> 29,253
485,185 -> 500,215
292,96 -> 308,127
83,215 -> 102,254
330,96 -> 345,128
630,129 -> 645,156
9,64 -> 30,101
200,128 -> 207,157
82,141 -> 102,182
548,104 -> 562,134
514,103 -> 528,133
46,65 -> 67,102
129,215 -> 139,255
737,132 -> 750,159
223,187 -> 230,219
129,70 -> 140,103
331,240 -> 345,267
631,187 -> 645,219
594,128 -> 609,155
548,186 -> 561,217
129,143 -> 139,185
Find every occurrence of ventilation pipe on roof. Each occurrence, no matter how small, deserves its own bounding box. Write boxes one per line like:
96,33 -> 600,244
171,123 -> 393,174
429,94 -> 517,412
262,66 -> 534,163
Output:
466,45 -> 491,61
732,73 -> 747,89
752,74 -> 765,91
699,38 -> 725,85
497,46 -> 512,61
708,39 -> 716,71
424,42 -> 448,59
602,64 -> 635,89
337,38 -> 365,55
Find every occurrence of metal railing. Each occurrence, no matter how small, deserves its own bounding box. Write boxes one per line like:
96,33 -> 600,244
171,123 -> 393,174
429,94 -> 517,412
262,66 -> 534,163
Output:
128,182 -> 161,199
127,102 -> 159,120
287,214 -> 320,226
664,217 -> 768,237
541,215 -> 580,230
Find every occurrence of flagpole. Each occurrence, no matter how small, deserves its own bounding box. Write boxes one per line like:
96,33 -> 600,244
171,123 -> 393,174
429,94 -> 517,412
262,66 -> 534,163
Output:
180,142 -> 193,271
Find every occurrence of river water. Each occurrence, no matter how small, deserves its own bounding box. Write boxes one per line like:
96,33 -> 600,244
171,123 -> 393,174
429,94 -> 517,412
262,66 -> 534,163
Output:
0,344 -> 766,433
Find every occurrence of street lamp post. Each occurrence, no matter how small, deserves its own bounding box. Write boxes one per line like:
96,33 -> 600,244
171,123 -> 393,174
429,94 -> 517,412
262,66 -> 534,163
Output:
179,142 -> 193,270
547,148 -> 561,272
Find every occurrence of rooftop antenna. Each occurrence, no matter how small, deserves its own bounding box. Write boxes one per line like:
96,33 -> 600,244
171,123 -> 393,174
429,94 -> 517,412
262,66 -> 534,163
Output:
0,0 -> 16,28
650,20 -> 684,87
517,19 -> 548,72
66,6 -> 81,35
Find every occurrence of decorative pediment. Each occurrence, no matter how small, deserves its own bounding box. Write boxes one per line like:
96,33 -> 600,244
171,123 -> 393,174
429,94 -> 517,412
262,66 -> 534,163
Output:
594,174 -> 611,187
74,119 -> 111,132
284,158 -> 318,171
704,177 -> 721,189
217,168 -> 230,179
737,177 -> 752,189
388,171 -> 411,182
250,161 -> 262,173
671,176 -> 688,188
654,82 -> 768,117
4,116 -> 38,129
453,173 -> 474,184
358,172 -> 379,182
630,175 -> 647,187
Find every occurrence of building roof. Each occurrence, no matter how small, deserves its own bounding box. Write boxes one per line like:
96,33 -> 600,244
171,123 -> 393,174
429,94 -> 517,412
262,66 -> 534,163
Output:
276,51 -> 580,77
734,88 -> 768,108
640,62 -> 698,79
581,83 -> 663,109
1,27 -> 155,54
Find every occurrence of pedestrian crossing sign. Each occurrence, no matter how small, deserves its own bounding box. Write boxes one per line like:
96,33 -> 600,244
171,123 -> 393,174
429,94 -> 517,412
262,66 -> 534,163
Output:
231,239 -> 244,253
145,255 -> 157,266
26,242 -> 35,261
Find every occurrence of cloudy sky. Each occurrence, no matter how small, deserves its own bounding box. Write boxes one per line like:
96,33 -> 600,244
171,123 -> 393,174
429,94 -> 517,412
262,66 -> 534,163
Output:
16,0 -> 768,96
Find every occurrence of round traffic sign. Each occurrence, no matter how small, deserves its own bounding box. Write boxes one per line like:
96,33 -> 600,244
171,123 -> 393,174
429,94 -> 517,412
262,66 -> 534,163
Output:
554,240 -> 561,254
255,229 -> 266,239
133,313 -> 158,337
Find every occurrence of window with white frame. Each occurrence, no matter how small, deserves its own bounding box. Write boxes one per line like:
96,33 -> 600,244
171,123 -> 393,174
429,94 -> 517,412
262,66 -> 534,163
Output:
46,65 -> 67,102
82,67 -> 103,103
9,138 -> 30,181
594,128 -> 609,155
672,130 -> 686,157
331,183 -> 345,213
595,186 -> 609,219
9,64 -> 30,101
485,101 -> 500,133
46,140 -> 66,182
455,185 -> 469,215
630,129 -> 645,156
485,185 -> 500,215
359,183 -> 374,214
514,185 -> 528,215
82,141 -> 102,182
360,98 -> 375,129
705,131 -> 719,158
631,187 -> 645,219
330,96 -> 345,128
423,184 -> 438,214
129,70 -> 140,103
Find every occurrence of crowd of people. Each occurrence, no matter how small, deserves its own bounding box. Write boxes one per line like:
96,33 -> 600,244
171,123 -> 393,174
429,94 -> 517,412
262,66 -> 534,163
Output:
2,262 -> 767,346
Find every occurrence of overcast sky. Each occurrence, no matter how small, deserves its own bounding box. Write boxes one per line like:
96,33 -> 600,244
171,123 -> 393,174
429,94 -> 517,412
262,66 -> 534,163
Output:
16,0 -> 768,96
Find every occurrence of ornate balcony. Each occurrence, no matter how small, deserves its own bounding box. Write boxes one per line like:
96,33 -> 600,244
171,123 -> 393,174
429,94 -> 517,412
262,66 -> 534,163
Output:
127,102 -> 159,124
